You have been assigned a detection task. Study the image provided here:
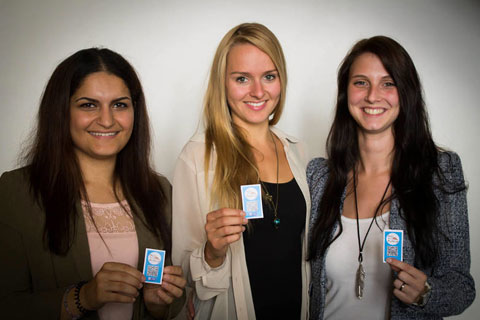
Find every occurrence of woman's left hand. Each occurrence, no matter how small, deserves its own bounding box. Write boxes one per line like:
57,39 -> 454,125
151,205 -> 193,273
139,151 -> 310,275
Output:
387,258 -> 428,305
144,266 -> 186,317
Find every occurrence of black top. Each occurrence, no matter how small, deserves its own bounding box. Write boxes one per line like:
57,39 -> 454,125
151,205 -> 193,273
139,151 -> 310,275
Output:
243,178 -> 306,319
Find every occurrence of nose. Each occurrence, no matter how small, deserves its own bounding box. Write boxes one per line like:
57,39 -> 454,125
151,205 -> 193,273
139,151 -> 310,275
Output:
365,86 -> 381,103
250,79 -> 265,99
97,106 -> 114,128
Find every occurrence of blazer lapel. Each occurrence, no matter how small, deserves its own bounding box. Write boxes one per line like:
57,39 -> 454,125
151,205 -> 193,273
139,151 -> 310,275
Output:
71,201 -> 93,280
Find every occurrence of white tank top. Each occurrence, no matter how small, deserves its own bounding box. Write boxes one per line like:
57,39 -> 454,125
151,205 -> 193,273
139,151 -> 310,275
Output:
324,212 -> 392,320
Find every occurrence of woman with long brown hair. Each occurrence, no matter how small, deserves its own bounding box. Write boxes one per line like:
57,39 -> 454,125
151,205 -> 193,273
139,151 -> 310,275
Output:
172,23 -> 311,319
0,48 -> 186,319
308,36 -> 475,319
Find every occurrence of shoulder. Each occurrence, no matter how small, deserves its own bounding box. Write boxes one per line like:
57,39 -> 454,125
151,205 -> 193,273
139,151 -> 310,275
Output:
437,150 -> 462,173
0,167 -> 43,229
176,132 -> 207,168
271,126 -> 308,162
0,167 -> 31,203
306,157 -> 329,194
436,150 -> 465,187
156,174 -> 172,195
0,166 -> 29,187
307,157 -> 329,180
271,126 -> 301,144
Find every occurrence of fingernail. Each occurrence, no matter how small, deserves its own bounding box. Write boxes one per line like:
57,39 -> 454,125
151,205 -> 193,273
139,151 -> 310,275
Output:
387,258 -> 392,263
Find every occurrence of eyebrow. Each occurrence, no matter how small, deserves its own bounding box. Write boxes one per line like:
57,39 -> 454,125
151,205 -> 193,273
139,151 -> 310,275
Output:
350,74 -> 393,80
74,96 -> 131,103
229,69 -> 278,76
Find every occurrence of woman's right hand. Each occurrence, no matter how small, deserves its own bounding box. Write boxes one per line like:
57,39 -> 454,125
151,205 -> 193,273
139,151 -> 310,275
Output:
81,262 -> 145,310
204,208 -> 247,267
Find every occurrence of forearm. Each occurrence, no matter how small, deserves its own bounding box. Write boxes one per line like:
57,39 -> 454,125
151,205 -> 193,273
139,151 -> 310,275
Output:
204,240 -> 226,268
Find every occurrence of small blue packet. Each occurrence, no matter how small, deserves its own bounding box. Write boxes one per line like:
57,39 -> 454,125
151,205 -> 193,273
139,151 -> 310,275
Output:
383,229 -> 403,262
143,248 -> 166,284
241,184 -> 263,219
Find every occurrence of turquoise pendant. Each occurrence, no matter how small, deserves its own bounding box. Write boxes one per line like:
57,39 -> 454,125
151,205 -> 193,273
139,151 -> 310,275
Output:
273,217 -> 280,229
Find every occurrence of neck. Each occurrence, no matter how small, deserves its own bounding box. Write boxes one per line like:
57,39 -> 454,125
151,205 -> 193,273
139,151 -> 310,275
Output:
75,151 -> 116,195
357,129 -> 394,175
235,120 -> 272,149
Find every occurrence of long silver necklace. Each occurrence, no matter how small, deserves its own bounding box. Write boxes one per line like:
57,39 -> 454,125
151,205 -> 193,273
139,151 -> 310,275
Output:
353,166 -> 391,299
260,130 -> 280,229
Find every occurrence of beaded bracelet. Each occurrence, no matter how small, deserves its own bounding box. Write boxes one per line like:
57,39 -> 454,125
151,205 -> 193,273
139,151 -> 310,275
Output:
74,281 -> 91,315
63,284 -> 81,320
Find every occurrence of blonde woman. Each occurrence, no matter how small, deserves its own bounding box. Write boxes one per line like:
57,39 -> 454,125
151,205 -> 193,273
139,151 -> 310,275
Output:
172,23 -> 311,319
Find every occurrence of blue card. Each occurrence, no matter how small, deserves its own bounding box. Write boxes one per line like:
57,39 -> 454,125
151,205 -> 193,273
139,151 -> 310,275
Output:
383,229 -> 403,262
143,248 -> 166,284
241,184 -> 263,219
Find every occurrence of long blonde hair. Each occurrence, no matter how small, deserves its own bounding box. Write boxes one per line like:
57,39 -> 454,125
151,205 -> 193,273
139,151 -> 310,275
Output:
203,22 -> 287,209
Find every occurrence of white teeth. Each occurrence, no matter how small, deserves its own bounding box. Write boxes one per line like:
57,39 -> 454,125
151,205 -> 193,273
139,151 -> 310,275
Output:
247,101 -> 264,107
363,108 -> 384,115
90,132 -> 117,136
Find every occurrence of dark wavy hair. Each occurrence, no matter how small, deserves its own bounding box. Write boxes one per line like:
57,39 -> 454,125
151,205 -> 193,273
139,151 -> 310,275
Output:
308,36 -> 462,268
24,48 -> 170,255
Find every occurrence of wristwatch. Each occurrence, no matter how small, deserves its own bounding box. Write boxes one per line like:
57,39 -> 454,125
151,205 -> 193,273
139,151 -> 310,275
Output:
413,280 -> 432,307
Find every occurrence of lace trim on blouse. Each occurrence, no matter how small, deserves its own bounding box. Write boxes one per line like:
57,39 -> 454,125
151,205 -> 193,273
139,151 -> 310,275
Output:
81,200 -> 135,233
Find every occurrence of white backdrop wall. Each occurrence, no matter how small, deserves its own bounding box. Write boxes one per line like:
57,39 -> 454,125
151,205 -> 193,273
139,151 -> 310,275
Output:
1,0 -> 478,318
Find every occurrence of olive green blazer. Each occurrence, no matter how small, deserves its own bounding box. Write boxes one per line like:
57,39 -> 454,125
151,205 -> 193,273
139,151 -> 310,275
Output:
0,167 -> 184,319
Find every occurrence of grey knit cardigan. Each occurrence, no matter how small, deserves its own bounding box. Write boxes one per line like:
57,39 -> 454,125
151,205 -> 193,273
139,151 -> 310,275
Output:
307,151 -> 475,319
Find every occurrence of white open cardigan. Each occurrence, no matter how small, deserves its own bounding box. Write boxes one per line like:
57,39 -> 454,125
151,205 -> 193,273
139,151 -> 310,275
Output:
172,127 -> 311,320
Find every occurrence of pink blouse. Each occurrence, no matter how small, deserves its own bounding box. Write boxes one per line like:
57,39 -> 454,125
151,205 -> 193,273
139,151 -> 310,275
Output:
82,200 -> 139,320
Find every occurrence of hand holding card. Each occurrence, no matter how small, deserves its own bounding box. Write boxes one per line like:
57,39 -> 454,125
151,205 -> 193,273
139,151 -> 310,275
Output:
204,208 -> 248,267
81,262 -> 144,310
143,265 -> 187,318
387,258 -> 429,305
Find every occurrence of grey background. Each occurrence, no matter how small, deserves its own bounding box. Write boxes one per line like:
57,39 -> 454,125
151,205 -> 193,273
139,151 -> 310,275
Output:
1,0 -> 478,318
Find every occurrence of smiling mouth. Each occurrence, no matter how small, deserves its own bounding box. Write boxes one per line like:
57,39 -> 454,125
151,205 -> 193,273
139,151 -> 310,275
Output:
89,132 -> 118,137
363,107 -> 385,115
245,101 -> 266,109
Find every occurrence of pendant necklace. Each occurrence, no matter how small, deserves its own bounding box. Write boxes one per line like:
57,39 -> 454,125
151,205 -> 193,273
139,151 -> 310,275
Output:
260,130 -> 280,229
353,166 -> 391,299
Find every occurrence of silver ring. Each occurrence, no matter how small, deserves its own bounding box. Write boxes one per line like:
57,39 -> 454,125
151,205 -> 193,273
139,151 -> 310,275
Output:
399,282 -> 406,291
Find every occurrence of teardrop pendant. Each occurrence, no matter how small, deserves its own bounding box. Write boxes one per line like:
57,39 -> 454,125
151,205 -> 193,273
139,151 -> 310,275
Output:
355,262 -> 365,299
273,217 -> 280,229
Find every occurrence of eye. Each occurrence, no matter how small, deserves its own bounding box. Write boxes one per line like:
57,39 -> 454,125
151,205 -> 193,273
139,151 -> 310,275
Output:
264,74 -> 276,81
383,81 -> 396,87
79,102 -> 96,109
236,76 -> 248,83
353,80 -> 368,87
113,102 -> 128,109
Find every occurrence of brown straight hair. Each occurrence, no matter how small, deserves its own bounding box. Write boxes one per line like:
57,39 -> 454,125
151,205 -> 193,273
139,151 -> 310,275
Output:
23,48 -> 170,255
